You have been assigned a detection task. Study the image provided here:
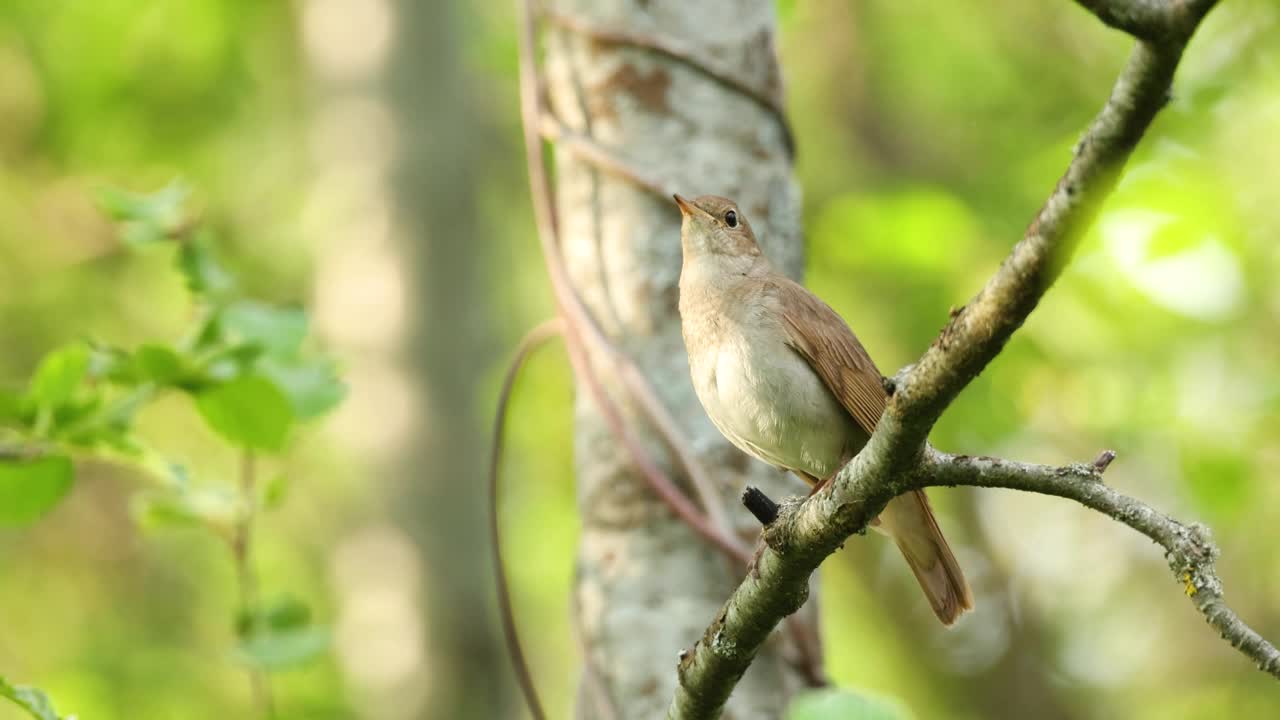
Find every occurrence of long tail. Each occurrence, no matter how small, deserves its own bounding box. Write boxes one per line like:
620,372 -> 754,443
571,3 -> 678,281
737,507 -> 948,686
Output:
877,490 -> 974,625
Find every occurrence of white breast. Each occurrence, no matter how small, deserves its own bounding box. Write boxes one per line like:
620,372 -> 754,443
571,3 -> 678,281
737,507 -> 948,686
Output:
690,326 -> 858,480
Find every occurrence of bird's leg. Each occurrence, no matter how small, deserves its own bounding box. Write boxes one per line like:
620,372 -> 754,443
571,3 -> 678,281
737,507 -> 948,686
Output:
807,473 -> 835,497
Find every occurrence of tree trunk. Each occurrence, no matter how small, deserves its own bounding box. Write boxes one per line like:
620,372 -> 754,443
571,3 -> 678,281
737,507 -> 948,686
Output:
542,2 -> 810,716
389,2 -> 507,717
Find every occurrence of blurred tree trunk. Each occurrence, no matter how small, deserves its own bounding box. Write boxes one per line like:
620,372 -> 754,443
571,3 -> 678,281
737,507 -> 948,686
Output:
389,2 -> 507,718
543,2 -> 810,716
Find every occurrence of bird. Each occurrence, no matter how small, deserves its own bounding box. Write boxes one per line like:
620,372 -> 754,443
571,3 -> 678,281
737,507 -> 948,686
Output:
674,193 -> 973,625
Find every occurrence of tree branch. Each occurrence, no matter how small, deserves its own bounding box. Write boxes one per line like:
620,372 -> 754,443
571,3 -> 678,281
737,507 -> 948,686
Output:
920,449 -> 1280,679
665,2 -> 1262,717
891,0 -> 1216,443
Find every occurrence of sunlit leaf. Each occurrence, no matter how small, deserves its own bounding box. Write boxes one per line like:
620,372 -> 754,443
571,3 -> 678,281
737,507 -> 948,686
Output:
197,343 -> 265,386
87,344 -> 136,384
786,688 -> 910,720
97,181 -> 190,247
0,676 -> 66,720
131,483 -> 238,531
27,345 -> 90,408
49,396 -> 107,442
132,344 -> 185,385
221,301 -> 308,355
177,231 -> 237,298
0,455 -> 75,526
188,306 -> 227,352
195,375 -> 293,451
259,356 -> 346,420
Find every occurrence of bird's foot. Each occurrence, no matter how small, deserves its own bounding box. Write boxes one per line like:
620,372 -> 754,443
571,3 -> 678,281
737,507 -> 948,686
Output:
807,473 -> 835,497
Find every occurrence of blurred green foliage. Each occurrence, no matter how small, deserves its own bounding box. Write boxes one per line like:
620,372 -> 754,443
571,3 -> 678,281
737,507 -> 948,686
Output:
1,1 -> 1279,719
1,184 -> 343,718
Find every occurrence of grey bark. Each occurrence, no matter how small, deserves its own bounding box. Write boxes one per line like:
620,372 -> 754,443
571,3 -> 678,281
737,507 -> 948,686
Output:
540,1 -> 810,717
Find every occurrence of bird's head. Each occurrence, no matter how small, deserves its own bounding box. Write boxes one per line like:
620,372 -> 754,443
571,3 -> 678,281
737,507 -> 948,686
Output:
674,194 -> 763,262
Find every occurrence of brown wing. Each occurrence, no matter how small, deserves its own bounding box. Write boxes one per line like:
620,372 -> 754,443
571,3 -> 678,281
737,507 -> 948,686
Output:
771,276 -> 974,624
772,276 -> 887,435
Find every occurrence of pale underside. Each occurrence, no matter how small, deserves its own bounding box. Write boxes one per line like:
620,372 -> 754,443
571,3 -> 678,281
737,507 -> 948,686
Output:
694,313 -> 865,480
680,256 -> 871,482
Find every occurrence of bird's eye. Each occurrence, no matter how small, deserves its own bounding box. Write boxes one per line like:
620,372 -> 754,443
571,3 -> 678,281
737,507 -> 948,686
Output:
724,210 -> 738,228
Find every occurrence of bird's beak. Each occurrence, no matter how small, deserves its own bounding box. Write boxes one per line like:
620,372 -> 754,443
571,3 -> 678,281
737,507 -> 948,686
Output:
673,193 -> 694,216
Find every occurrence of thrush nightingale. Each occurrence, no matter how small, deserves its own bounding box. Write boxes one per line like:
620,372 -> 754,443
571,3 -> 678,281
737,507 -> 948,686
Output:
674,193 -> 973,625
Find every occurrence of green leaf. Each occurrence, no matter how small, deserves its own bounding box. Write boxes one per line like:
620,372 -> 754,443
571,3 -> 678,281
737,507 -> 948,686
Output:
195,343 -> 265,386
88,344 -> 136,384
97,180 -> 190,247
221,301 -> 308,355
236,625 -> 330,671
177,231 -> 236,298
259,356 -> 346,420
27,345 -> 90,408
238,595 -> 312,636
786,688 -> 910,720
0,455 -> 74,526
49,397 -> 107,442
0,676 -> 66,720
195,375 -> 294,451
131,483 -> 238,531
132,344 -> 185,385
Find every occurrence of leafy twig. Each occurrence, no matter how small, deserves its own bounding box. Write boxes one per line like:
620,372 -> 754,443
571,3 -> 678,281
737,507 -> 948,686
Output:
233,451 -> 275,718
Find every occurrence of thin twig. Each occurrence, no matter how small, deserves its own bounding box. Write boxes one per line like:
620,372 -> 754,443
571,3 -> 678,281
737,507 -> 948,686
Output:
489,319 -> 565,720
538,5 -> 795,159
233,451 -> 274,719
923,449 -> 1280,678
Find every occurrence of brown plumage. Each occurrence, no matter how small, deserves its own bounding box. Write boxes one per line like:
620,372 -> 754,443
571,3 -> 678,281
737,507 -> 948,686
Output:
675,193 -> 973,625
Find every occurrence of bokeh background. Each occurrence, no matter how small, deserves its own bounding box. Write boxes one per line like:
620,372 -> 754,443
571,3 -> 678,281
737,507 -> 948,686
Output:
2,1 -> 1278,718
